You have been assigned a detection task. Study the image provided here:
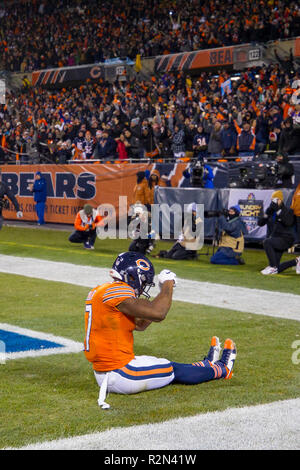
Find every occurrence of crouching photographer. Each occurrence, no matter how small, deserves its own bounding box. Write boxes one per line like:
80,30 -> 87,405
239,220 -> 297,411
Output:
259,190 -> 295,275
68,204 -> 103,250
0,169 -> 23,229
206,205 -> 247,265
156,203 -> 202,260
128,204 -> 155,255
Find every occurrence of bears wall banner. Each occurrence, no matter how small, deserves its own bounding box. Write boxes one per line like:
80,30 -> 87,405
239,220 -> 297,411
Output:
1,163 -> 188,224
32,65 -> 105,86
295,37 -> 300,58
155,47 -> 234,73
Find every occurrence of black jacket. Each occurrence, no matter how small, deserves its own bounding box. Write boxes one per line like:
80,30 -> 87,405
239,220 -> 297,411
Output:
258,202 -> 295,242
0,180 -> 20,214
276,155 -> 294,189
278,120 -> 300,155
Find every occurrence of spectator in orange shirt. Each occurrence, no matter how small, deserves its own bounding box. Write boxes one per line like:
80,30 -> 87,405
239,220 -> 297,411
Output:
69,204 -> 103,250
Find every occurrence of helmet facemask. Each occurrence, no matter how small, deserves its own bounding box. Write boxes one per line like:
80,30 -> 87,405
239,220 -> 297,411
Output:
110,252 -> 155,298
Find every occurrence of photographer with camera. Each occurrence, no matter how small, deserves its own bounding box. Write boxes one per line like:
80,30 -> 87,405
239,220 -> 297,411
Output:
274,152 -> 294,189
128,204 -> 155,256
207,205 -> 247,265
259,190 -> 295,275
68,204 -> 103,250
157,202 -> 201,260
183,160 -> 215,189
0,169 -> 23,230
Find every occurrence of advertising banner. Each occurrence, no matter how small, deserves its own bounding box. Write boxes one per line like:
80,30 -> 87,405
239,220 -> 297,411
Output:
227,188 -> 294,240
32,65 -> 105,86
31,59 -> 134,86
155,187 -> 294,240
227,189 -> 270,240
1,163 -> 189,225
295,37 -> 300,57
155,47 -> 234,73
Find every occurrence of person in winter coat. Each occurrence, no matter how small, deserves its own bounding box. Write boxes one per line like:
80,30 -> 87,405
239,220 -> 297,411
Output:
210,205 -> 247,265
69,204 -> 103,250
29,171 -> 47,225
220,120 -> 237,157
157,202 -> 201,260
259,190 -> 295,275
93,130 -> 116,160
274,152 -> 294,189
171,125 -> 186,158
0,169 -> 23,229
133,171 -> 149,206
291,183 -> 300,244
145,169 -> 161,207
233,119 -> 256,161
115,134 -> 128,160
192,124 -> 209,161
278,117 -> 300,155
182,161 -> 215,189
207,121 -> 223,159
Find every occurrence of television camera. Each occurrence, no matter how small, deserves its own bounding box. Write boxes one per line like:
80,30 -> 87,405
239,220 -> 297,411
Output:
191,160 -> 205,188
228,152 -> 282,189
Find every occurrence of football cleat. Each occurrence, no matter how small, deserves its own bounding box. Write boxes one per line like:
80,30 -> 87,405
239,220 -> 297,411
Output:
84,242 -> 94,250
218,338 -> 237,379
261,266 -> 278,275
206,336 -> 221,363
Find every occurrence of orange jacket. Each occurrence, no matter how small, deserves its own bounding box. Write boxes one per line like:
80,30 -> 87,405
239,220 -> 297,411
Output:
133,178 -> 148,206
291,184 -> 300,216
74,209 -> 103,231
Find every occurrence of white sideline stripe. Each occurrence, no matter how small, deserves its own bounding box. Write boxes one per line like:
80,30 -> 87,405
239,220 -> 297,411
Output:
0,254 -> 299,321
10,399 -> 300,450
0,323 -> 83,360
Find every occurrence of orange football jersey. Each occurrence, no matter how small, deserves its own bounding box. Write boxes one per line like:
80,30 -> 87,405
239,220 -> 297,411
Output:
84,281 -> 136,372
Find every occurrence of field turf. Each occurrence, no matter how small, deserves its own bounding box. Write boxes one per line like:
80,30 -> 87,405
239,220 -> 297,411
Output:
0,225 -> 299,449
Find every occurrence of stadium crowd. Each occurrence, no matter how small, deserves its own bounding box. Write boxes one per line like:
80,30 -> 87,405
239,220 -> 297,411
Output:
0,0 -> 299,72
0,57 -> 299,164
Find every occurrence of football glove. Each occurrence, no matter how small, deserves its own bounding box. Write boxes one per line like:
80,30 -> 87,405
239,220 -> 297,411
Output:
157,269 -> 177,289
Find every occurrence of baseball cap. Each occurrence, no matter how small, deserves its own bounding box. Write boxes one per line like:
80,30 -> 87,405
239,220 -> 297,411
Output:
83,204 -> 93,215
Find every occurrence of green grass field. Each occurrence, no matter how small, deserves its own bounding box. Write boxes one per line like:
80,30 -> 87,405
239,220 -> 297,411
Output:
0,225 -> 300,293
0,224 -> 300,449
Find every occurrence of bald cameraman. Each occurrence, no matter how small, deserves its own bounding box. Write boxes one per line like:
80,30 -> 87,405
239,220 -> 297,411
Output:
0,169 -> 23,230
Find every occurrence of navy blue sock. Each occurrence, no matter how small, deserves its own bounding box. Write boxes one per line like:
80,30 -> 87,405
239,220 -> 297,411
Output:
170,359 -> 226,385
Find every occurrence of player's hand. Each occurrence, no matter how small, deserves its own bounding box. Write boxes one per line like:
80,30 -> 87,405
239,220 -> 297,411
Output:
158,269 -> 177,289
16,211 -> 23,218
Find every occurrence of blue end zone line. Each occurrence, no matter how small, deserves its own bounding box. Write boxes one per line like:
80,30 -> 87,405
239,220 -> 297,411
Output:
0,323 -> 83,360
